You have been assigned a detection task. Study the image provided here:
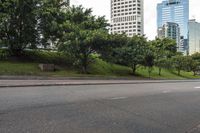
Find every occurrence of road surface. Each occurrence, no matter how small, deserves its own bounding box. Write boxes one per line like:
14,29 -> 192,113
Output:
1,81 -> 200,133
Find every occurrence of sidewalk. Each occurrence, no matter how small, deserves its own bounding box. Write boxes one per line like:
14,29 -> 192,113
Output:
0,75 -> 144,80
0,79 -> 200,88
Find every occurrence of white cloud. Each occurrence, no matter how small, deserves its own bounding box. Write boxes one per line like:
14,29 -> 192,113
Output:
71,0 -> 200,40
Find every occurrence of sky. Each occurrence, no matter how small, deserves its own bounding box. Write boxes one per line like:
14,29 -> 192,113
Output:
70,0 -> 200,40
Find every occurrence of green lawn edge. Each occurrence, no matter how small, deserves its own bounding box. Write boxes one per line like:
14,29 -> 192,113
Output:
0,59 -> 199,79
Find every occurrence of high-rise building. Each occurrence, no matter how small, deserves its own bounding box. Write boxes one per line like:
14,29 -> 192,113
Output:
66,0 -> 70,6
188,19 -> 200,55
157,0 -> 189,52
157,0 -> 189,38
61,0 -> 70,11
158,22 -> 180,49
110,0 -> 144,37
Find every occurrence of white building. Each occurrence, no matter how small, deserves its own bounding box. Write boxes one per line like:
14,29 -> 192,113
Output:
188,19 -> 200,55
110,0 -> 144,37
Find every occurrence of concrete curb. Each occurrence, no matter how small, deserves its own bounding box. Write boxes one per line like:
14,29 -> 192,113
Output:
0,80 -> 200,88
0,75 -> 146,80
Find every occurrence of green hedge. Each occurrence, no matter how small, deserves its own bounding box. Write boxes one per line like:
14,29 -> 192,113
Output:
0,49 -> 74,66
22,50 -> 73,66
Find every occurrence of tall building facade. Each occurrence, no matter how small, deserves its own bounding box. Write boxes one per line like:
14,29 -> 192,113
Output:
62,0 -> 70,11
67,0 -> 70,5
157,0 -> 189,53
158,22 -> 180,48
110,0 -> 144,37
188,20 -> 200,55
65,0 -> 70,5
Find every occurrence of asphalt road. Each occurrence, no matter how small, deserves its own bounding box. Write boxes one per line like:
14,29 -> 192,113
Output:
1,81 -> 200,133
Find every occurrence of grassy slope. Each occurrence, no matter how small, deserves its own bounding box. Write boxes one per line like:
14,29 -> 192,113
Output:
0,59 -> 199,79
137,67 -> 199,79
0,61 -> 78,77
88,59 -> 132,76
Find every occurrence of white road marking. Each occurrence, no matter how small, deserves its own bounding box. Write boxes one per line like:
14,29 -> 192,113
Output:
162,90 -> 171,94
194,86 -> 200,89
110,97 -> 128,100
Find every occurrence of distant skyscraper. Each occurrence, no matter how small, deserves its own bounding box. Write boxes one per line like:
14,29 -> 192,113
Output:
110,0 -> 144,37
157,0 -> 189,52
188,19 -> 200,55
62,0 -> 70,10
66,0 -> 70,5
157,0 -> 189,38
158,22 -> 180,49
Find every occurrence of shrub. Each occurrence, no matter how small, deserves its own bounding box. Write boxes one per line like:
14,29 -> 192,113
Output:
0,49 -> 10,60
22,50 -> 73,66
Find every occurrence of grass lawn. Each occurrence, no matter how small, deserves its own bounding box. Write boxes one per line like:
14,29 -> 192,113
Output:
0,61 -> 79,77
137,67 -> 200,79
0,59 -> 200,79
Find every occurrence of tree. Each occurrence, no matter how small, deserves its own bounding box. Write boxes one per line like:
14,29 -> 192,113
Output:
191,53 -> 200,62
188,60 -> 199,76
151,38 -> 164,76
97,33 -> 128,64
143,50 -> 155,78
116,35 -> 148,75
58,6 -> 108,73
155,58 -> 169,75
172,55 -> 186,75
161,38 -> 177,58
60,29 -> 109,73
151,38 -> 177,75
37,0 -> 69,48
185,55 -> 200,76
0,0 -> 39,55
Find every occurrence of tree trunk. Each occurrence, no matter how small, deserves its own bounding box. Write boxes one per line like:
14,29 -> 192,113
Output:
178,69 -> 181,75
131,64 -> 137,75
148,68 -> 151,79
193,71 -> 196,76
159,67 -> 162,76
82,61 -> 88,74
10,47 -> 23,57
82,65 -> 87,74
81,54 -> 89,74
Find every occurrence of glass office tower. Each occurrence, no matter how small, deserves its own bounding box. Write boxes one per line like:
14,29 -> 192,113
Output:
158,22 -> 180,48
157,0 -> 189,53
67,0 -> 70,5
157,0 -> 189,38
